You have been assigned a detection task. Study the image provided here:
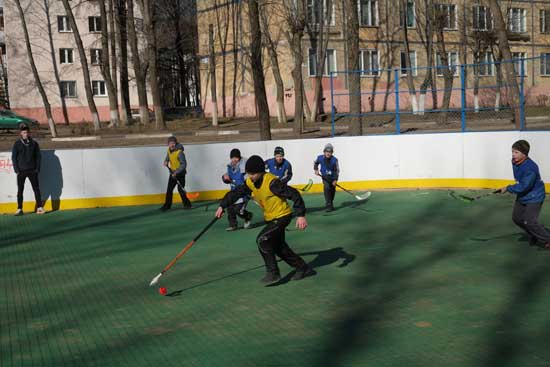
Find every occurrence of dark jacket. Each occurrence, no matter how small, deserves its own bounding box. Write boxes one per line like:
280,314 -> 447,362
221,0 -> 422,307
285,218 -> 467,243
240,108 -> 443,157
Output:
265,158 -> 293,184
12,138 -> 41,174
507,158 -> 546,204
314,155 -> 339,181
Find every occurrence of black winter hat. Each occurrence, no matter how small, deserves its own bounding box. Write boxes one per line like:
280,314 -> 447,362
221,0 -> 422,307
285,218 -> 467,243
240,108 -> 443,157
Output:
274,146 -> 284,156
167,135 -> 177,143
245,155 -> 265,174
230,148 -> 241,159
512,140 -> 530,155
19,123 -> 29,131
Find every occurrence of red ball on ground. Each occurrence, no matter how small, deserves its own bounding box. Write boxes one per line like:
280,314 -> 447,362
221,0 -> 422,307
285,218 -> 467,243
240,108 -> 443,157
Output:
159,287 -> 168,296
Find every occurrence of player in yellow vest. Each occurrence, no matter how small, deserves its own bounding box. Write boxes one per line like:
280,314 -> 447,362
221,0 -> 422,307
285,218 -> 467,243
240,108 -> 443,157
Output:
216,155 -> 313,283
160,136 -> 192,211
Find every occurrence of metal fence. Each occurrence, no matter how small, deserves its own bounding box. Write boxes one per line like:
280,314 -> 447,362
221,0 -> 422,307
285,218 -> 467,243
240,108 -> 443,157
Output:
329,56 -> 550,136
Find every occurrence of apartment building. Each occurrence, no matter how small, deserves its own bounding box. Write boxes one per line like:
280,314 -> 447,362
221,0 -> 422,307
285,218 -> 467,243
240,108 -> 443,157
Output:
197,0 -> 550,116
3,0 -> 148,123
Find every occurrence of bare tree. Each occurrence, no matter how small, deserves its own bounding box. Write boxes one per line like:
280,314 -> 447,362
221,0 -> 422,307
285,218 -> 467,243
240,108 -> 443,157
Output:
230,0 -> 242,118
344,0 -> 361,134
415,0 -> 437,115
60,0 -> 101,131
487,0 -> 521,127
433,4 -> 454,124
214,0 -> 230,118
260,1 -> 287,124
127,0 -> 150,125
115,0 -> 132,124
98,0 -> 121,127
401,0 -> 418,114
15,0 -> 57,137
248,0 -> 272,140
140,0 -> 166,129
208,24 -> 219,126
42,0 -> 69,125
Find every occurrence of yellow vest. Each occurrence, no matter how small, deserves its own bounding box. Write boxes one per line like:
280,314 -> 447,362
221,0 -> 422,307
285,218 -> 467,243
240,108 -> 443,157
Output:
246,173 -> 292,221
168,148 -> 182,171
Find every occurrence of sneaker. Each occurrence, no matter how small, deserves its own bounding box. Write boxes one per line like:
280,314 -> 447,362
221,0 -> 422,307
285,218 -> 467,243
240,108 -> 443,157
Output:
14,209 -> 23,216
225,226 -> 238,232
36,207 -> 45,215
292,265 -> 314,281
243,213 -> 253,229
260,272 -> 281,283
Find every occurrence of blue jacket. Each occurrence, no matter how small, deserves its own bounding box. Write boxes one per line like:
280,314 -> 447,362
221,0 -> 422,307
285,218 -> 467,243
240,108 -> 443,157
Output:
226,159 -> 246,190
507,158 -> 546,204
265,158 -> 292,184
314,155 -> 339,180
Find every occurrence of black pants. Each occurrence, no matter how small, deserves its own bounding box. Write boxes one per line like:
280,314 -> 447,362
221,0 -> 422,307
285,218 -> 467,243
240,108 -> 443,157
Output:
323,180 -> 336,208
256,215 -> 307,274
163,174 -> 191,208
227,201 -> 252,227
512,201 -> 550,245
17,171 -> 42,209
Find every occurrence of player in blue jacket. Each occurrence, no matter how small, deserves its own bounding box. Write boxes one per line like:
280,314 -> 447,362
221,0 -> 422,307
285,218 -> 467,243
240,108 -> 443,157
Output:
265,146 -> 292,184
314,143 -> 340,212
222,148 -> 253,231
499,140 -> 550,249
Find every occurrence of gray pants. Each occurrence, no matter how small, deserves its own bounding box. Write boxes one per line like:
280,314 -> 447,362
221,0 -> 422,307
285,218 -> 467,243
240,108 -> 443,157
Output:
512,201 -> 550,245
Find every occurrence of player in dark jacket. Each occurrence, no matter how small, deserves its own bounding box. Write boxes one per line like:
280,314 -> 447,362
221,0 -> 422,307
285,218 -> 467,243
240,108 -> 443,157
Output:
12,123 -> 44,215
265,146 -> 293,184
222,148 -> 253,231
499,140 -> 550,249
314,143 -> 340,212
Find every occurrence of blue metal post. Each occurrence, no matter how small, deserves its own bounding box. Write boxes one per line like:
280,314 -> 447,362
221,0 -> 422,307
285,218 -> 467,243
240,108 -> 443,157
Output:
394,69 -> 400,134
460,65 -> 466,132
519,60 -> 525,130
330,71 -> 335,137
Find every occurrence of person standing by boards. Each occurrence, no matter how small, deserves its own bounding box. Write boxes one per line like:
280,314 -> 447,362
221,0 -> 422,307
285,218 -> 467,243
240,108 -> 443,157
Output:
215,155 -> 314,284
160,136 -> 192,211
265,146 -> 293,184
498,140 -> 550,249
12,123 -> 44,216
222,148 -> 253,231
314,143 -> 340,212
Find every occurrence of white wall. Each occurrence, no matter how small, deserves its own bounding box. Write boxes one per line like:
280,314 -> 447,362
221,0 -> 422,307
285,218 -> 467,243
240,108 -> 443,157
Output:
1,131 -> 549,208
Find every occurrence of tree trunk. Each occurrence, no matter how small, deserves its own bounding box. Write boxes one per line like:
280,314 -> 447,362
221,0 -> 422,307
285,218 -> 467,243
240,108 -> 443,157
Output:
108,0 -> 119,122
99,0 -> 120,127
141,0 -> 165,129
488,0 -> 521,127
231,1 -> 240,118
260,5 -> 287,124
15,0 -> 57,137
288,0 -> 306,134
127,0 -> 150,124
248,0 -> 271,140
435,26 -> 453,124
43,0 -> 69,126
116,0 -> 132,125
209,24 -> 219,126
401,0 -> 418,114
345,0 -> 361,135
60,0 -> 101,131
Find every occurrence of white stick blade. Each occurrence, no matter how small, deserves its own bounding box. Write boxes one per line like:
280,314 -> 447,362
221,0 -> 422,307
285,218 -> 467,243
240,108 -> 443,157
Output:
356,192 -> 372,201
149,273 -> 162,287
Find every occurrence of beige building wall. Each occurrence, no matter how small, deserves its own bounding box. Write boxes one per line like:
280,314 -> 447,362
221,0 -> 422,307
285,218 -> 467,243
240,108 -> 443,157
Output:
198,0 -> 550,116
3,0 -> 151,123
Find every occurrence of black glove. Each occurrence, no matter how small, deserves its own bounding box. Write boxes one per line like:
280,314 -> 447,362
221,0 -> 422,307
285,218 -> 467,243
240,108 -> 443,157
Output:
222,175 -> 232,184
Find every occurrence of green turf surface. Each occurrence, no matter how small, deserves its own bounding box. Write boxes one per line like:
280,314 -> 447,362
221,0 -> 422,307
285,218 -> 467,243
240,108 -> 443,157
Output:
1,191 -> 549,367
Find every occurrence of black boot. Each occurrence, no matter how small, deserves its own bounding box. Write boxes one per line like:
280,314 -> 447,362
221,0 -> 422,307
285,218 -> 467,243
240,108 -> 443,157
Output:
159,205 -> 170,212
292,265 -> 314,281
260,272 -> 281,283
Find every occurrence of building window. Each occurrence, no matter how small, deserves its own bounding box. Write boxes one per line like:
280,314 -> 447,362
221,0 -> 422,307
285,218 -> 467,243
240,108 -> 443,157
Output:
59,48 -> 74,64
306,0 -> 335,26
308,49 -> 337,76
474,52 -> 494,76
57,16 -> 72,32
92,80 -> 107,96
436,51 -> 458,76
508,8 -> 526,33
359,0 -> 378,26
473,6 -> 491,31
541,54 -> 550,75
435,4 -> 457,30
400,51 -> 417,76
90,49 -> 102,65
360,50 -> 379,76
540,10 -> 550,34
512,52 -> 526,76
60,81 -> 77,98
89,16 -> 102,32
399,0 -> 415,28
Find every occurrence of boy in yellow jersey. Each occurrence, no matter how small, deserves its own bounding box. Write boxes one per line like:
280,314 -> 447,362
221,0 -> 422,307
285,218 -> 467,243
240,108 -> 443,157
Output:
160,136 -> 192,211
215,155 -> 313,283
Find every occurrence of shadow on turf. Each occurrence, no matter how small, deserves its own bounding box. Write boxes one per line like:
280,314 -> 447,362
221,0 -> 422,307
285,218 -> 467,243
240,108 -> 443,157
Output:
308,198 -> 371,215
